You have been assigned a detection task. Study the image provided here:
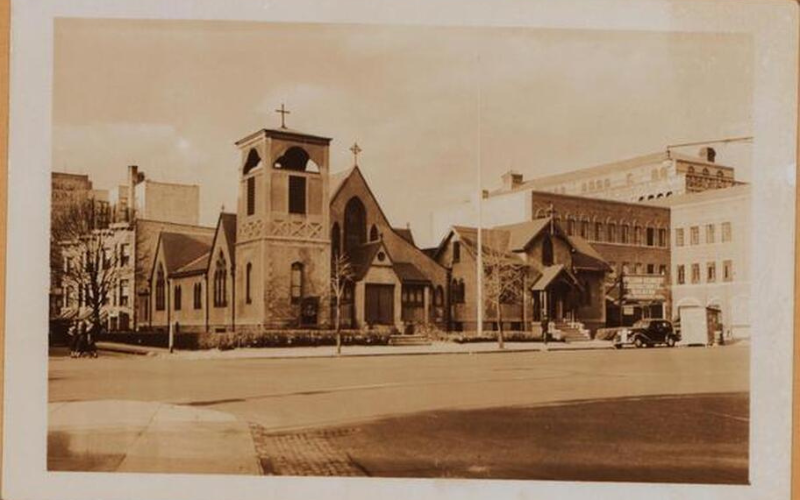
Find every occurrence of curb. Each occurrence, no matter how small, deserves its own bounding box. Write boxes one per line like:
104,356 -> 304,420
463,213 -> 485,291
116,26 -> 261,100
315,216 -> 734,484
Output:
96,342 -> 169,356
163,342 -> 617,361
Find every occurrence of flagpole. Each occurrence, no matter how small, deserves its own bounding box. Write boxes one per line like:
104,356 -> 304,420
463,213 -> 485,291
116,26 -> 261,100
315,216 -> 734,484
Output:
476,56 -> 484,338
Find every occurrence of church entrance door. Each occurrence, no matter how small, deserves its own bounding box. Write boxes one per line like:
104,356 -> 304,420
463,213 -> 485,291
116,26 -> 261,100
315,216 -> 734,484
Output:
365,284 -> 394,326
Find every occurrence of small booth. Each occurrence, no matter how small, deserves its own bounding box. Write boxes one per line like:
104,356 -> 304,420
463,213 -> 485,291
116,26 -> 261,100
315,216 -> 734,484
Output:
677,305 -> 721,346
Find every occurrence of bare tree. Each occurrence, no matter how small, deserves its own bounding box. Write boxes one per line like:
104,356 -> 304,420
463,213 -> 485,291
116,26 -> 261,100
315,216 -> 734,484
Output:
51,201 -> 124,332
482,246 -> 525,350
330,252 -> 355,355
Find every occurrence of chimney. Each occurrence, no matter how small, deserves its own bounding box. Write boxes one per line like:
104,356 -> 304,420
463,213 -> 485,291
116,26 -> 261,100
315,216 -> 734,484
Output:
128,165 -> 139,221
501,170 -> 524,191
699,147 -> 716,163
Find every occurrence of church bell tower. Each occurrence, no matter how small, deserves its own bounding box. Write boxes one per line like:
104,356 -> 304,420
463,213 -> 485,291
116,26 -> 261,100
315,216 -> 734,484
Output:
233,108 -> 332,329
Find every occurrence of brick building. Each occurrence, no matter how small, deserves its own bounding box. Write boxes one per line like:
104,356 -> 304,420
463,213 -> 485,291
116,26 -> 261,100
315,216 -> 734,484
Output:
434,218 -> 610,335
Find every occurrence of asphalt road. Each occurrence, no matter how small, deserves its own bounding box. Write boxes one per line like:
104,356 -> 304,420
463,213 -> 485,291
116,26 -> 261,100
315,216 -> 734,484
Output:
317,392 -> 748,483
50,345 -> 749,433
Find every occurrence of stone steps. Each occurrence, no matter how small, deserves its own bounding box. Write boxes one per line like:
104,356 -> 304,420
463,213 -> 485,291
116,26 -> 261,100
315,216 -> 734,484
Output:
554,323 -> 592,343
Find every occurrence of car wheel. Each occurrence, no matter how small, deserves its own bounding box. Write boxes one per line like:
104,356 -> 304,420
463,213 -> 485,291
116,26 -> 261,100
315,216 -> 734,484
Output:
666,336 -> 676,348
614,344 -> 623,350
633,337 -> 643,349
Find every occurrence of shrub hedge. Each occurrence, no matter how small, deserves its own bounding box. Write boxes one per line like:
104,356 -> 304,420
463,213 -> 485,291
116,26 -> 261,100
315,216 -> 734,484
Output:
96,330 -> 393,351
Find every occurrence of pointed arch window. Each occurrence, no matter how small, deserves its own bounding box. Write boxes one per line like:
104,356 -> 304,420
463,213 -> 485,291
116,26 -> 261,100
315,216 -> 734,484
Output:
542,235 -> 554,266
291,263 -> 304,304
214,252 -> 228,307
344,197 -> 367,255
331,223 -> 341,258
370,225 -> 379,242
246,262 -> 253,304
193,283 -> 202,309
174,285 -> 182,311
246,177 -> 256,216
243,148 -> 262,174
155,264 -> 166,311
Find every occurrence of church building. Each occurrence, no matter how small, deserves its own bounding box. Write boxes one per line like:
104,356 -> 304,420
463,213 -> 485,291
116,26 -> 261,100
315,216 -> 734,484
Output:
434,217 -> 611,337
146,121 -> 447,334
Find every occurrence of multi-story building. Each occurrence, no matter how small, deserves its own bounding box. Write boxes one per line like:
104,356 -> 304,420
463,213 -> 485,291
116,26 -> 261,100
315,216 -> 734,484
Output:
652,184 -> 751,338
55,223 -> 135,330
51,166 -> 204,331
432,189 -> 671,326
109,166 -> 200,226
489,146 -> 742,204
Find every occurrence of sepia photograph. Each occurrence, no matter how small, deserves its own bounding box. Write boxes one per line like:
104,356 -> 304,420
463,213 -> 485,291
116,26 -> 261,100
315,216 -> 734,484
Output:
3,1 -> 797,500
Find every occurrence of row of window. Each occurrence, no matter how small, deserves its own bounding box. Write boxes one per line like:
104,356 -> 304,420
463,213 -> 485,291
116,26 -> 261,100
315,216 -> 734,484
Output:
675,222 -> 732,247
637,192 -> 673,202
609,262 -> 668,276
565,220 -> 668,248
577,167 -> 672,195
63,243 -> 131,274
581,178 -> 612,193
154,259 -> 305,312
676,261 -> 734,285
686,165 -> 726,178
64,279 -> 130,308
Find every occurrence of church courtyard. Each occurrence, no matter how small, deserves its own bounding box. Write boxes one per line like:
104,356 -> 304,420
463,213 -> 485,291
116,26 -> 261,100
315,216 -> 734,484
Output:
48,344 -> 749,482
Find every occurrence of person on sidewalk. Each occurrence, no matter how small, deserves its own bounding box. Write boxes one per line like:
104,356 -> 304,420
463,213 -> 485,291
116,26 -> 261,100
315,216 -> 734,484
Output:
68,321 -> 79,358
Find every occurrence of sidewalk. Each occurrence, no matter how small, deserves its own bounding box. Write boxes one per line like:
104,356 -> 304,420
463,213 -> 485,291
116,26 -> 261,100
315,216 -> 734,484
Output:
48,400 -> 262,474
160,339 -> 616,360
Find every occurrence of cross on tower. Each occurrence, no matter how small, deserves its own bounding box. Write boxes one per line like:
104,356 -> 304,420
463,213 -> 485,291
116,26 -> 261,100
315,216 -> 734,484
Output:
350,142 -> 362,167
275,103 -> 290,129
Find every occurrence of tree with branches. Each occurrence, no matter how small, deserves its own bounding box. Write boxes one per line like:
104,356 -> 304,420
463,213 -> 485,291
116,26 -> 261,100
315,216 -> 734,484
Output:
482,246 -> 526,350
330,252 -> 355,355
51,200 -> 125,333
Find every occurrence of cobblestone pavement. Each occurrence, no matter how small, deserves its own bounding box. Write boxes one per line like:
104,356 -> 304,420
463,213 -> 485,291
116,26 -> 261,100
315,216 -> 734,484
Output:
249,424 -> 366,476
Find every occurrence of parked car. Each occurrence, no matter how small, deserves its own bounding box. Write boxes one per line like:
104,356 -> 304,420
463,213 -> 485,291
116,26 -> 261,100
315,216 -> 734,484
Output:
614,319 -> 680,349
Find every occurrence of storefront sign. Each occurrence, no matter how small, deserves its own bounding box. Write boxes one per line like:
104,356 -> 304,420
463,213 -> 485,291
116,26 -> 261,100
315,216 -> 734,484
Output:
623,275 -> 668,301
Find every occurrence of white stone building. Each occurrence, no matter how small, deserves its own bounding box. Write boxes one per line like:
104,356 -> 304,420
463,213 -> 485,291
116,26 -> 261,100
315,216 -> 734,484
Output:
651,184 -> 751,338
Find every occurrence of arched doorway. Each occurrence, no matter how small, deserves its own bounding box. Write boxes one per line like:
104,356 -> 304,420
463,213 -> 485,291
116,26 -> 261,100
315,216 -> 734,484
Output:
344,197 -> 366,255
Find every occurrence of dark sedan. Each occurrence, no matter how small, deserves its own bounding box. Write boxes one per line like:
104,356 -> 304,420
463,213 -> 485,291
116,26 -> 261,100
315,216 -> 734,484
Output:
614,319 -> 680,349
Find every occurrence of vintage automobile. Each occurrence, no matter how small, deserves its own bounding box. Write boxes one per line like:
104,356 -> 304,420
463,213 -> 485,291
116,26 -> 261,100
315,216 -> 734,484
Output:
614,319 -> 680,349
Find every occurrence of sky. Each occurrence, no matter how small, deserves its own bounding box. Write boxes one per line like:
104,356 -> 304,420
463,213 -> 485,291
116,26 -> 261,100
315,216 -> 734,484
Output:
53,19 -> 753,247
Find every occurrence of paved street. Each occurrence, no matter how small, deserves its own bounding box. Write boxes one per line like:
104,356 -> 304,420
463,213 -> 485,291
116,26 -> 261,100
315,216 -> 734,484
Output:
49,344 -> 749,481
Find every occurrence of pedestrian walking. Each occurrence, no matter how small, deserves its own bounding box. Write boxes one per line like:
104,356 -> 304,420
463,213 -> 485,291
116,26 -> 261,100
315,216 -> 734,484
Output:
68,321 -> 79,358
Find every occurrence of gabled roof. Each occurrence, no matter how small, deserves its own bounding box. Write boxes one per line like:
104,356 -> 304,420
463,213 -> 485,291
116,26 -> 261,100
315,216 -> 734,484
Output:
494,218 -> 553,252
329,168 -> 355,198
331,165 -> 446,275
348,241 -> 389,281
394,227 -> 415,246
531,264 -> 583,291
565,234 -> 611,271
159,232 -> 214,275
173,251 -> 211,277
393,262 -> 431,285
219,212 -> 237,262
441,218 -> 609,271
449,226 -> 522,264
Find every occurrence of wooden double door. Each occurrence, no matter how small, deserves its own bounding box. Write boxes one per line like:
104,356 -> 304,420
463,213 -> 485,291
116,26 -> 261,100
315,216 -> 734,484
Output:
365,284 -> 395,326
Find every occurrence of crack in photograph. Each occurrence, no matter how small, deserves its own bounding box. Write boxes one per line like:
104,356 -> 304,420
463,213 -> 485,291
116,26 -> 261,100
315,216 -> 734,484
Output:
47,17 -> 753,485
